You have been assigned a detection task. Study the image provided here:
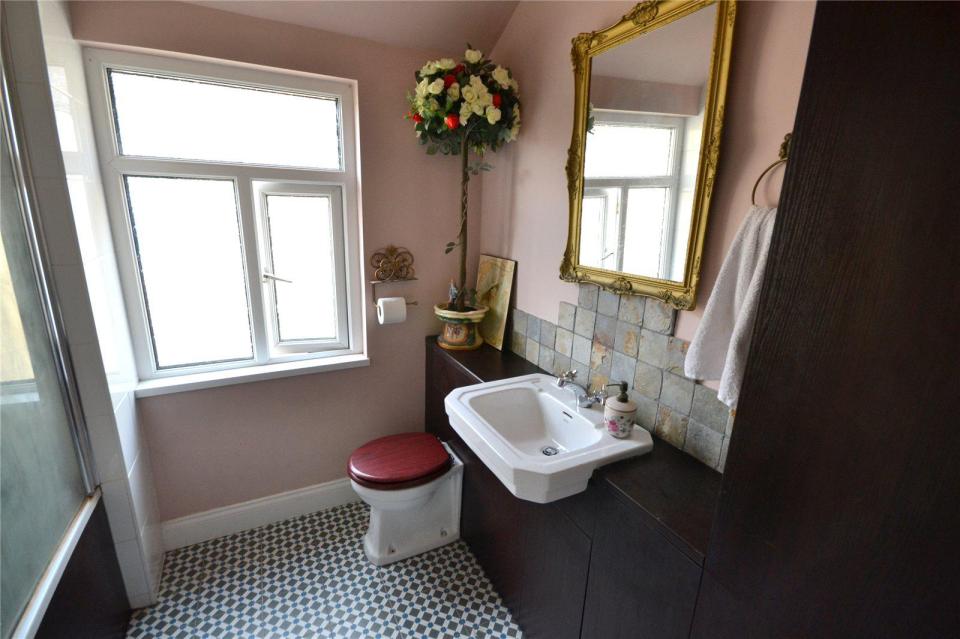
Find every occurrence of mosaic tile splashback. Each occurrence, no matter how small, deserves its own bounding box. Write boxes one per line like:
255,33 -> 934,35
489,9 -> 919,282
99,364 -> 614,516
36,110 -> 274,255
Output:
511,284 -> 733,472
127,502 -> 522,638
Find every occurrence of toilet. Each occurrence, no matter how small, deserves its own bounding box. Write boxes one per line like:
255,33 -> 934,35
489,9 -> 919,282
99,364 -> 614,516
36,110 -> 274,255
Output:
348,433 -> 463,566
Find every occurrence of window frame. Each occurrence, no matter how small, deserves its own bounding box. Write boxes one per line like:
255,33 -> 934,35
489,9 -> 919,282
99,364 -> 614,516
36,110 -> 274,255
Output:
83,47 -> 365,382
253,181 -> 349,355
583,110 -> 685,277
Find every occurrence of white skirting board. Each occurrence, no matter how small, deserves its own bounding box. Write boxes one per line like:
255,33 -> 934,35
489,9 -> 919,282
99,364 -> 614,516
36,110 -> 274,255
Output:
161,478 -> 359,551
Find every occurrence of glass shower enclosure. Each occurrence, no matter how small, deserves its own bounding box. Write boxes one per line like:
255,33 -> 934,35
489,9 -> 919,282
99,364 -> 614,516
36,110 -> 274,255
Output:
1,46 -> 98,638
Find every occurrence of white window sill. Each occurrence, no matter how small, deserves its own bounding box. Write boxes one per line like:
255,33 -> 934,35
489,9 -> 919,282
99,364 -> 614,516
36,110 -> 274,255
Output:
134,354 -> 370,398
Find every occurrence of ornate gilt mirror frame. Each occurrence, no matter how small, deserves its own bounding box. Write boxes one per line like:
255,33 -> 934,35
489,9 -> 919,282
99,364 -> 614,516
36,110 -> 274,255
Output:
560,0 -> 736,309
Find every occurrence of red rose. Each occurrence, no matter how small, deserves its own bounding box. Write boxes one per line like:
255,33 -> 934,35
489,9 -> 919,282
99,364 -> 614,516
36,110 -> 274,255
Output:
444,74 -> 457,88
412,113 -> 424,123
454,64 -> 465,75
492,93 -> 502,108
445,114 -> 460,130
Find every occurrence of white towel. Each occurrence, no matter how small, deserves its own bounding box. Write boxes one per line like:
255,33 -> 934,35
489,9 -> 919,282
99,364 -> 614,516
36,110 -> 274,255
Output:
685,206 -> 777,408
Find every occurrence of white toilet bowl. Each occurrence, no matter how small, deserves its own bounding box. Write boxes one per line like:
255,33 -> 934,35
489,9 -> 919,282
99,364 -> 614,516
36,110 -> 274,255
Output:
348,435 -> 463,566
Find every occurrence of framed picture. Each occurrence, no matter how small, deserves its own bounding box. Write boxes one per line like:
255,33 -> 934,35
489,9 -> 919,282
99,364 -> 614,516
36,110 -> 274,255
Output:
476,255 -> 516,351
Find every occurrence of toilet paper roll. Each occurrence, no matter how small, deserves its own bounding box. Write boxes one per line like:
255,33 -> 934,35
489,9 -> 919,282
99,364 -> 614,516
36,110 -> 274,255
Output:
376,297 -> 407,325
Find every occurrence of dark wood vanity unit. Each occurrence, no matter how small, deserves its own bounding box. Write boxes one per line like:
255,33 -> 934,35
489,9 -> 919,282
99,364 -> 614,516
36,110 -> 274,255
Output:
425,338 -> 721,639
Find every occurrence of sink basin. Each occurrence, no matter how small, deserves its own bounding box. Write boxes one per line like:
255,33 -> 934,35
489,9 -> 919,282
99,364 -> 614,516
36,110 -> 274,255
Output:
445,373 -> 653,503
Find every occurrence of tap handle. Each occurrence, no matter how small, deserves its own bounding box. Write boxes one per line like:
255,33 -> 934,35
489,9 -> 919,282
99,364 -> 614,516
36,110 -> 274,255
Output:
558,369 -> 577,381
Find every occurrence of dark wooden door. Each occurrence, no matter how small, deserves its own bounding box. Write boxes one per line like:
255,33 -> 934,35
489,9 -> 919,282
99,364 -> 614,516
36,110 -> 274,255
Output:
692,3 -> 960,638
519,502 -> 592,639
581,486 -> 700,639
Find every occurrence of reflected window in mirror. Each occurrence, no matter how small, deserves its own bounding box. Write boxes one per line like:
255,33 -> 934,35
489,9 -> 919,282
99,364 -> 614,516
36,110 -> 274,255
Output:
582,111 -> 686,280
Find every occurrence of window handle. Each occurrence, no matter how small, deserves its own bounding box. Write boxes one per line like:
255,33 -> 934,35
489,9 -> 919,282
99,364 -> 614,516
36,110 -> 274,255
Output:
262,272 -> 293,284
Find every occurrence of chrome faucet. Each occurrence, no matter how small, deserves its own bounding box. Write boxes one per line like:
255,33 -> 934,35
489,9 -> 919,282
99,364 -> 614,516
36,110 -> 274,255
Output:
556,370 -> 606,408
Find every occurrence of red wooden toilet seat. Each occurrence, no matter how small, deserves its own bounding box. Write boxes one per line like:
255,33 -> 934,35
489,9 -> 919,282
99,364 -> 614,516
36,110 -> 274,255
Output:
348,433 -> 451,490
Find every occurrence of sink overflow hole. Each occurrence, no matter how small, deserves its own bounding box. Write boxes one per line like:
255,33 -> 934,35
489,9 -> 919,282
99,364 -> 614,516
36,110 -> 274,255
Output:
541,446 -> 560,456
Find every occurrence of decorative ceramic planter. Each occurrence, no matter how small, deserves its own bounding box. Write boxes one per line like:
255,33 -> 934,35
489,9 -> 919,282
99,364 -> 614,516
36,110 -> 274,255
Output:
434,304 -> 488,351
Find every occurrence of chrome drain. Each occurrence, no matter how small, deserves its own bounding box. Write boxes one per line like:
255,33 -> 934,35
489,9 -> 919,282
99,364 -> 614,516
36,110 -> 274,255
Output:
541,446 -> 559,456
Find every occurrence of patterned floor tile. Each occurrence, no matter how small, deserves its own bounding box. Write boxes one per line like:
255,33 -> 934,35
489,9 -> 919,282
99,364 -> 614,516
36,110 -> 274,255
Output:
128,502 -> 522,638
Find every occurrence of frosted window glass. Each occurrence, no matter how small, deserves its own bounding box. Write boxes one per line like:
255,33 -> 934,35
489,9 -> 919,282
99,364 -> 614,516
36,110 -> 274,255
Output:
264,195 -> 338,342
125,176 -> 253,368
584,124 -> 673,178
622,188 -> 669,278
109,70 -> 341,170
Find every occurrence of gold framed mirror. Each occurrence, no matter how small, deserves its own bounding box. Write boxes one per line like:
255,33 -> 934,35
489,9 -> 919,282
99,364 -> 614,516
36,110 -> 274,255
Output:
561,0 -> 736,309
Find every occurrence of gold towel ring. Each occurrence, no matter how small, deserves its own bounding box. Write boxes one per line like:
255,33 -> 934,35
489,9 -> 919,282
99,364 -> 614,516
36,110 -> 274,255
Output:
751,133 -> 792,206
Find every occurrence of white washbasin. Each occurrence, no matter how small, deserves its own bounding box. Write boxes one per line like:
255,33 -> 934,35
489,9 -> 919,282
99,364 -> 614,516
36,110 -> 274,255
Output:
445,373 -> 653,503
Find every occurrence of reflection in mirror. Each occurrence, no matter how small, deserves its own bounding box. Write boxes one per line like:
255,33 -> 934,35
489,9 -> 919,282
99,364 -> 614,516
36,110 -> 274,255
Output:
579,4 -> 717,283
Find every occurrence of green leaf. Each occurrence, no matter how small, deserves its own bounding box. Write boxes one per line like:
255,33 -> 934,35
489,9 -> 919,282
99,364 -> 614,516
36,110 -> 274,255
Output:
426,145 -> 438,155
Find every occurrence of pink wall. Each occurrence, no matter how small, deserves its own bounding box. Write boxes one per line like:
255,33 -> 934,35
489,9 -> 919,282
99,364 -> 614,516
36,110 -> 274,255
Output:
70,0 -> 481,520
480,1 -> 815,342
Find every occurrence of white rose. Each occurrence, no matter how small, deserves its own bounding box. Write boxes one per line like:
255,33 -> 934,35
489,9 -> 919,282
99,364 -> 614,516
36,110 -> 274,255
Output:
486,106 -> 502,125
427,98 -> 440,111
464,49 -> 483,64
467,76 -> 491,105
472,101 -> 485,116
437,58 -> 456,70
419,61 -> 438,76
492,66 -> 511,89
428,78 -> 445,95
415,78 -> 429,99
448,82 -> 460,100
459,102 -> 473,123
510,78 -> 519,93
461,84 -> 478,103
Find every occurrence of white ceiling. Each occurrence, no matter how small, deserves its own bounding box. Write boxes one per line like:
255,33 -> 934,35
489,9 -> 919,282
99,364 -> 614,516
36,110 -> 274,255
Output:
190,1 -> 519,54
592,5 -> 716,86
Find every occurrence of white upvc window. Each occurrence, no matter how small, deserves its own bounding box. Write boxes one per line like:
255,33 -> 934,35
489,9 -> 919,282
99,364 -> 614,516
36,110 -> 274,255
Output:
584,110 -> 684,279
84,48 -> 365,383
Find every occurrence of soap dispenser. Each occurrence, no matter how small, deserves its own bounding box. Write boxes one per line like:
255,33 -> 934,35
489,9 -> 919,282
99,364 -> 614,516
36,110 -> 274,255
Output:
604,381 -> 637,439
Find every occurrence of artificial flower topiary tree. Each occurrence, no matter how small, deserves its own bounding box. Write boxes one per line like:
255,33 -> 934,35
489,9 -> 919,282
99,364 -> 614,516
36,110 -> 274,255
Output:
408,46 -> 520,314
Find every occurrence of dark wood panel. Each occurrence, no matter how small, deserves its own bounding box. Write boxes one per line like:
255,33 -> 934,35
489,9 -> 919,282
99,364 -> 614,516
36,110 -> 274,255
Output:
425,340 -> 479,442
600,442 -> 721,566
519,503 -> 592,639
553,481 -> 598,540
581,486 -> 701,639
694,3 -> 960,638
35,500 -> 130,639
447,435 -> 526,617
